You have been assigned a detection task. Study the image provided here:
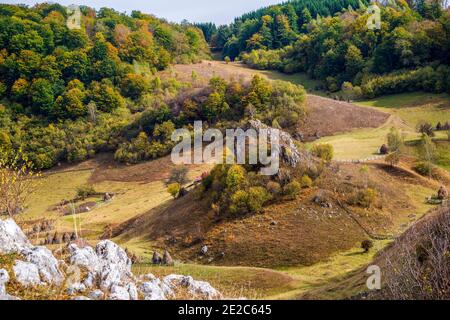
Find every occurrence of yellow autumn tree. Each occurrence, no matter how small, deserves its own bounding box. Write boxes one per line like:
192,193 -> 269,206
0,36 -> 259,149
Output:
0,148 -> 39,218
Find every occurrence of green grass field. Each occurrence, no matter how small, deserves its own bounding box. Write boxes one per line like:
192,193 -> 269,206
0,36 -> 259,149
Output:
311,92 -> 450,161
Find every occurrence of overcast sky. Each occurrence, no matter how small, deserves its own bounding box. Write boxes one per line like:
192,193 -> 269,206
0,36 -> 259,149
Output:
1,0 -> 285,25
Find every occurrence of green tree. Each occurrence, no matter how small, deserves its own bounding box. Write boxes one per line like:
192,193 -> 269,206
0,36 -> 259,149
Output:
167,183 -> 181,199
387,127 -> 403,152
89,81 -> 125,112
29,78 -> 55,115
311,144 -> 334,163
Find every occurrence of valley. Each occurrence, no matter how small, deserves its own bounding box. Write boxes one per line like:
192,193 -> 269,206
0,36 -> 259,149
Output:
13,61 -> 448,299
1,2 -> 449,301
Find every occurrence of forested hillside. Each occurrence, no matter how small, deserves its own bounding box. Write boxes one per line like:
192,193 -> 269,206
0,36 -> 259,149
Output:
202,0 -> 369,57
209,0 -> 450,98
0,3 -> 210,169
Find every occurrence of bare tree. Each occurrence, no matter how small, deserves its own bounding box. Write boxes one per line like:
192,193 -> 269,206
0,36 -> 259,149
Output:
0,148 -> 38,218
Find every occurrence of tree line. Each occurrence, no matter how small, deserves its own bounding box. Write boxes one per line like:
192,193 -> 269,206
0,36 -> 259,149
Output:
200,0 -> 450,98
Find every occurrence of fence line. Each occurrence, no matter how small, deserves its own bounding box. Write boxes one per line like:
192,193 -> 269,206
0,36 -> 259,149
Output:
335,155 -> 386,164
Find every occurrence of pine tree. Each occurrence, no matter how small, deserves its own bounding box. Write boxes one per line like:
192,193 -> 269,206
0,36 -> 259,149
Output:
299,8 -> 313,32
259,16 -> 273,49
273,15 -> 294,48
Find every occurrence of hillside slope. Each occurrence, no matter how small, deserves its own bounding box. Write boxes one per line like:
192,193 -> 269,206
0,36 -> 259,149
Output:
113,161 -> 439,268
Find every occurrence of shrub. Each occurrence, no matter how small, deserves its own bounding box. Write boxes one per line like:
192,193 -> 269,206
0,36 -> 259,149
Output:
385,151 -> 400,167
167,183 -> 181,199
168,166 -> 188,185
414,161 -> 433,176
229,190 -> 249,215
247,187 -> 271,213
361,239 -> 374,253
266,181 -> 282,196
387,127 -> 403,152
300,175 -> 313,188
225,165 -> 247,192
350,188 -> 376,208
229,186 -> 270,215
224,56 -> 231,64
76,184 -> 96,199
311,144 -> 334,163
283,180 -> 301,200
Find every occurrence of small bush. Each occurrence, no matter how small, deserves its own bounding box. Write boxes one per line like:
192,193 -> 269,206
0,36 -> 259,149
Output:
247,187 -> 271,213
361,239 -> 374,253
385,151 -> 400,167
76,184 -> 96,199
266,181 -> 282,196
283,181 -> 301,200
167,183 -> 181,199
414,161 -> 433,176
300,175 -> 313,188
229,187 -> 270,215
349,188 -> 377,208
168,166 -> 188,185
311,144 -> 334,163
229,190 -> 248,215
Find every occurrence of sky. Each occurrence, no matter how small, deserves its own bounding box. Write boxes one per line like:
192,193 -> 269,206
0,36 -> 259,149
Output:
1,0 -> 285,25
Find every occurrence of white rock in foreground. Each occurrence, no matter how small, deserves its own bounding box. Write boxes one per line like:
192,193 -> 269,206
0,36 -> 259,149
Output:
95,240 -> 133,290
0,219 -> 32,254
68,244 -> 100,274
0,269 -> 9,296
13,260 -> 42,287
22,246 -> 63,285
0,269 -> 20,300
109,285 -> 130,300
1,220 -> 224,300
88,289 -> 104,300
67,282 -> 87,295
140,279 -> 167,300
163,275 -> 222,300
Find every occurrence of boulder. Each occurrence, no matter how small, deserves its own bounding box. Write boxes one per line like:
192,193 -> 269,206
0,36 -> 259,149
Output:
188,280 -> 222,300
0,269 -> 18,300
163,275 -> 222,300
69,244 -> 101,274
96,240 -> 131,273
126,282 -> 138,300
0,269 -> 9,296
71,296 -> 91,300
13,260 -> 42,287
0,294 -> 20,300
140,279 -> 167,300
21,246 -> 63,285
109,285 -> 130,300
88,289 -> 104,300
0,219 -> 32,254
67,283 -> 87,296
96,240 -> 132,290
83,272 -> 95,288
